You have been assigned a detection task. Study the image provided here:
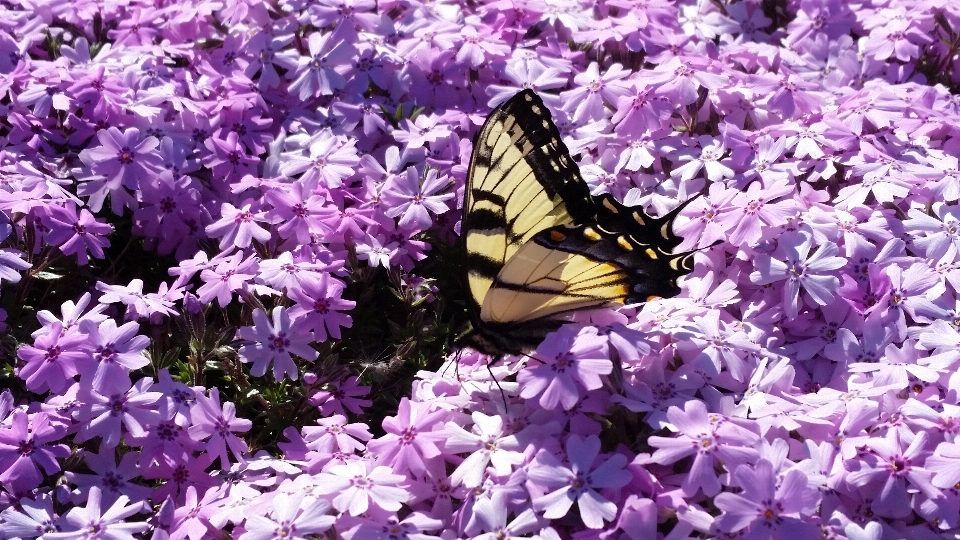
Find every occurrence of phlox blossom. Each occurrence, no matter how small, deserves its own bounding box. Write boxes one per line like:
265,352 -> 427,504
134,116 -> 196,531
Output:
238,306 -> 318,382
527,434 -> 630,529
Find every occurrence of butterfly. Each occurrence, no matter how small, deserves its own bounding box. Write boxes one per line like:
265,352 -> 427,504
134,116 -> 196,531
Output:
457,89 -> 697,357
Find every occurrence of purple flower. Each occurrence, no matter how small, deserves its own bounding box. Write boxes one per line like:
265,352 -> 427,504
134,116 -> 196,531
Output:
43,486 -> 148,540
64,447 -> 150,506
845,430 -> 941,518
280,130 -> 361,191
355,234 -> 400,269
472,491 -> 543,539
186,387 -> 252,469
42,205 -> 113,265
0,411 -> 69,493
926,440 -> 960,492
309,376 -> 372,417
263,181 -> 335,245
238,307 -> 318,382
288,30 -> 354,99
78,127 -> 162,190
647,400 -> 760,497
17,322 -> 90,394
718,177 -> 797,246
904,203 -> 960,260
382,168 -> 454,230
443,411 -> 527,488
713,459 -> 821,539
286,272 -> 355,342
366,398 -> 447,476
238,492 -> 335,540
205,201 -> 272,250
77,318 -> 150,394
527,434 -> 630,529
751,231 -> 847,318
562,62 -> 631,122
202,132 -> 258,183
876,262 -> 945,340
517,326 -> 611,410
73,378 -> 161,449
313,460 -> 411,516
243,32 -> 298,90
196,251 -> 259,308
0,493 -> 64,538
95,279 -> 179,322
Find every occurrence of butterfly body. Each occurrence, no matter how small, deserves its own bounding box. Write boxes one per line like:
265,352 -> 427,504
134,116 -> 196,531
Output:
458,90 -> 695,356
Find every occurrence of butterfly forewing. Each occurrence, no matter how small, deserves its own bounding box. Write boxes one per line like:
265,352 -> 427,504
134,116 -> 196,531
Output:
464,90 -> 593,315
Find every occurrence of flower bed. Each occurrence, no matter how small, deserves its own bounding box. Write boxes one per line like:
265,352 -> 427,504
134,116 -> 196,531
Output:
1,0 -> 960,539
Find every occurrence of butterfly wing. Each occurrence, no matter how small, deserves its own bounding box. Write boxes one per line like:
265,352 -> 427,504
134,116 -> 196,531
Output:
481,223 -> 695,324
463,90 -> 594,329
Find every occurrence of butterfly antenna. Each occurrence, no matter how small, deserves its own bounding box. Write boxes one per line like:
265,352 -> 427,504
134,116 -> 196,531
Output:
485,357 -> 509,410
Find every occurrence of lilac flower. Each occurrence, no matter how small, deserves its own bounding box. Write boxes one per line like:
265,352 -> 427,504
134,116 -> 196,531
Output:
0,238 -> 30,285
286,272 -> 355,342
834,146 -> 911,210
42,205 -> 113,265
355,234 -> 400,269
74,378 -> 161,449
454,26 -> 511,69
904,203 -> 960,260
382,168 -> 454,230
43,487 -> 148,540
314,460 -> 411,516
243,32 -> 298,90
751,231 -> 847,318
288,30 -> 354,99
644,56 -> 726,106
0,411 -> 69,493
280,130 -> 360,191
845,430 -> 941,518
33,292 -> 108,337
196,251 -> 260,308
203,132 -> 258,183
472,491 -> 543,540
239,492 -> 334,540
0,493 -> 64,538
95,279 -> 178,322
647,400 -> 760,496
17,322 -> 90,394
443,411 -> 527,488
673,182 -> 739,250
719,177 -> 797,246
301,414 -> 373,456
366,398 -> 447,477
205,201 -> 272,250
877,262 -> 946,340
527,434 -> 630,529
263,182 -> 335,245
713,459 -> 821,539
676,310 -> 761,382
309,376 -> 372,417
562,62 -> 631,122
926,441 -> 960,491
517,326 -> 611,410
238,307 -> 318,382
65,447 -> 150,506
186,387 -> 252,469
77,318 -> 150,394
78,127 -> 162,190
669,135 -> 734,183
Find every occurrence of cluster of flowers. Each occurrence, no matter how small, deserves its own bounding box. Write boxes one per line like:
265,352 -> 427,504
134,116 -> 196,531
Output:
2,0 -> 960,538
